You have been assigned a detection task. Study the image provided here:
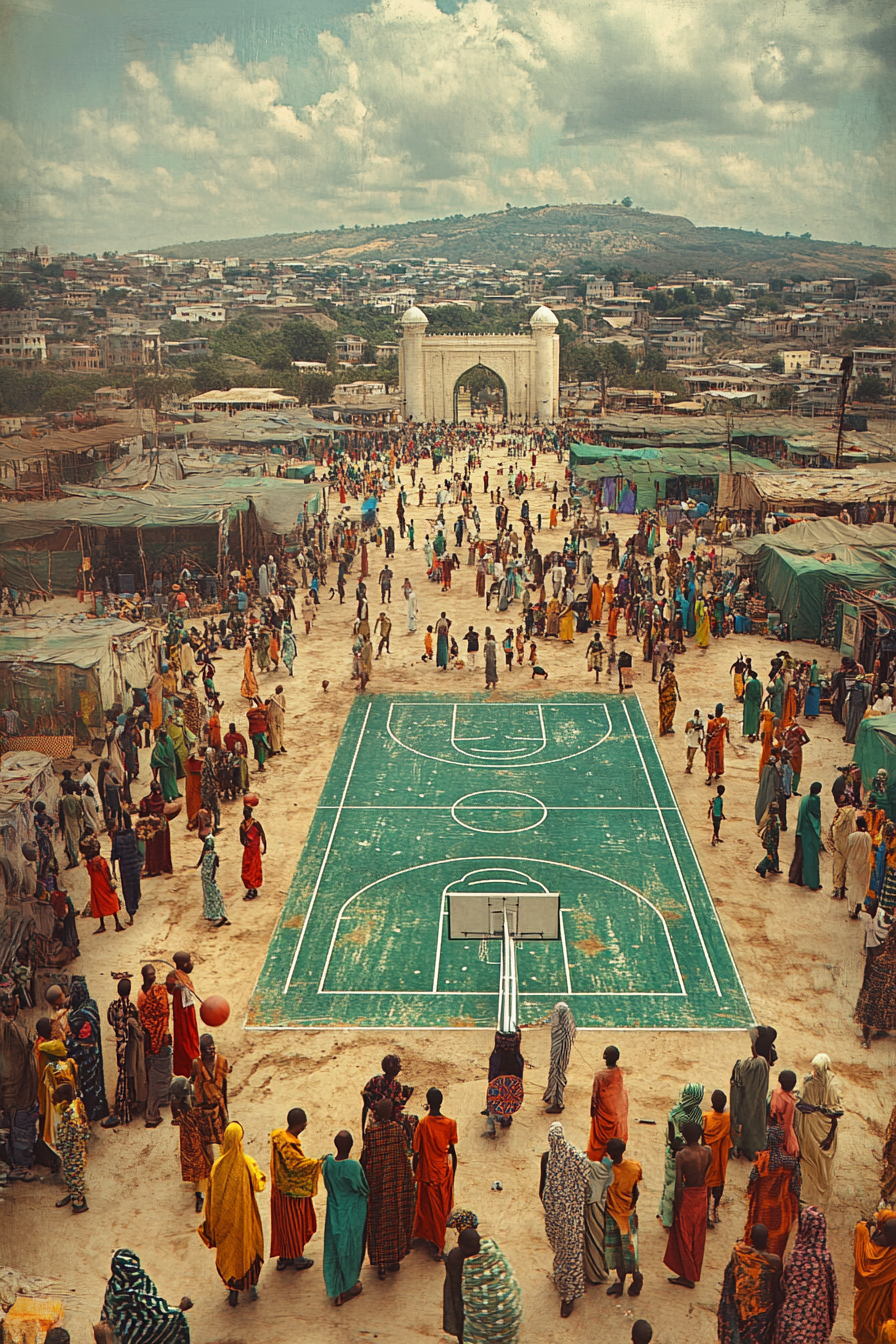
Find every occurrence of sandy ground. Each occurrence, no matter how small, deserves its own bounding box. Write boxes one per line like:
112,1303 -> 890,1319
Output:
6,441 -> 890,1344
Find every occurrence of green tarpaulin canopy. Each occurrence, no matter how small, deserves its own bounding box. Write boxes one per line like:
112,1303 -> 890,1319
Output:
756,545 -> 896,640
854,714 -> 896,807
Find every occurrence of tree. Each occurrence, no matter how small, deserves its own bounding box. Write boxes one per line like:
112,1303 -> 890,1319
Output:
261,343 -> 292,371
641,347 -> 667,372
856,374 -> 888,401
714,286 -> 733,305
376,362 -> 399,392
621,197 -> 633,208
768,352 -> 785,373
865,271 -> 893,287
769,385 -> 796,410
0,284 -> 26,310
192,362 -> 234,393
279,318 -> 333,365
800,232 -> 811,240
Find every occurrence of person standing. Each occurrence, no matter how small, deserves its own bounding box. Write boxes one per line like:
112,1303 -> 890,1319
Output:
484,627 -> 499,690
587,1045 -> 629,1160
540,1121 -> 591,1318
705,703 -> 729,785
483,1029 -> 525,1138
322,1130 -> 368,1308
788,782 -> 824,891
853,1212 -> 896,1344
795,1055 -> 842,1209
717,1224 -> 782,1344
684,709 -> 705,774
150,728 -> 180,802
66,976 -> 109,1122
730,1026 -> 777,1159
0,988 -> 39,1181
463,625 -> 480,671
663,1120 -> 711,1289
405,582 -> 418,633
710,786 -> 726,846
170,1076 -> 213,1213
360,1097 -> 416,1279
771,1206 -> 838,1343
167,952 -> 200,1079
442,1226 -> 481,1342
435,613 -> 451,671
52,1082 -> 89,1214
542,1001 -> 575,1114
110,813 -> 142,925
374,610 -> 392,659
138,964 -> 172,1130
239,803 -> 266,902
830,799 -> 856,902
658,661 -> 681,735
846,816 -> 873,918
412,1088 -> 458,1259
743,670 -> 763,740
100,1250 -> 192,1344
198,1121 -> 266,1308
378,563 -> 393,605
457,1232 -> 523,1344
246,699 -> 270,772
604,1137 -> 644,1298
103,979 -> 145,1129
191,1034 -> 230,1148
270,1107 -> 322,1273
744,1125 -> 801,1257
197,835 -> 229,928
702,1090 -> 730,1226
844,673 -> 871,745
659,1083 -> 705,1228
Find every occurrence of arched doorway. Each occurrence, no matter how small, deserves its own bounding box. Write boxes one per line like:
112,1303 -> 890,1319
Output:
453,364 -> 508,421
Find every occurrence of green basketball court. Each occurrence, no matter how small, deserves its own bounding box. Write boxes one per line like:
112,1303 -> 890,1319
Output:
245,693 -> 753,1032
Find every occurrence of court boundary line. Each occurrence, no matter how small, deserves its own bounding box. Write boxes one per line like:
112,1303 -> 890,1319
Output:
632,694 -> 754,1011
281,700 -> 372,995
315,853 -> 686,998
385,700 -> 612,768
622,698 -> 722,997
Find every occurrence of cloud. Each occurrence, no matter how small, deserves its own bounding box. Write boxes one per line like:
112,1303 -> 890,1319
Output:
1,0 -> 893,251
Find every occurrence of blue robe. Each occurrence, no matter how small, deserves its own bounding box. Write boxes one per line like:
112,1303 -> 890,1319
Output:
322,1154 -> 369,1299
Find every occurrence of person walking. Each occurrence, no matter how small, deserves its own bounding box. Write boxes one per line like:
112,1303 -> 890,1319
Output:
540,1121 -> 591,1318
239,803 -> 266,902
360,1097 -> 416,1279
542,1002 -> 576,1114
412,1088 -> 458,1259
322,1130 -> 368,1308
198,1121 -> 266,1308
270,1107 -> 321,1273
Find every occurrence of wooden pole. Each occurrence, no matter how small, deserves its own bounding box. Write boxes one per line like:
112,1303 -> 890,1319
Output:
834,355 -> 854,470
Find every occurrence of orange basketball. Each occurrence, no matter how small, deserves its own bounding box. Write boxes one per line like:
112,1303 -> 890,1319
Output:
200,994 -> 230,1027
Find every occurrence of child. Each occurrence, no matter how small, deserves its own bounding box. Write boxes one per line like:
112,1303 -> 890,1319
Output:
531,663 -> 549,681
53,1082 -> 89,1214
422,626 -> 433,662
755,803 -> 781,878
701,1090 -> 730,1225
529,641 -> 538,667
586,634 -> 604,684
515,627 -> 525,666
11,944 -> 33,1008
709,785 -> 725,845
604,1137 -> 643,1298
502,630 -> 514,671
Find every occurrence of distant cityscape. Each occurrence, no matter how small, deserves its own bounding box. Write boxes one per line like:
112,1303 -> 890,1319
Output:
1,239 -> 894,427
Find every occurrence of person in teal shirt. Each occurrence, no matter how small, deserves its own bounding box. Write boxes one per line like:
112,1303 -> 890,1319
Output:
742,671 -> 763,740
789,781 -> 823,890
149,728 -> 180,802
322,1132 -> 369,1306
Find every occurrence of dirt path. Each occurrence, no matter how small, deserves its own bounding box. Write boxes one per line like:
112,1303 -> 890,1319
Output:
7,442 -> 886,1344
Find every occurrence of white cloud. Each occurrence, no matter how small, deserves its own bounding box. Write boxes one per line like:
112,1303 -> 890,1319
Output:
1,0 -> 892,251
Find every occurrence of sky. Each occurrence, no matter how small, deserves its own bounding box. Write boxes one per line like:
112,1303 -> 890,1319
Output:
1,0 -> 894,254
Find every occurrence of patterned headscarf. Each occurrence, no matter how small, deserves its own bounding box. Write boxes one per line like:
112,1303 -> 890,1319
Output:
668,1083 -> 705,1134
543,1122 -> 590,1225
549,1002 -> 577,1047
447,1207 -> 479,1232
102,1249 -> 190,1344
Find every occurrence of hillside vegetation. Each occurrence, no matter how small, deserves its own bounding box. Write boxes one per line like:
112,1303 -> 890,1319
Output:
151,203 -> 896,281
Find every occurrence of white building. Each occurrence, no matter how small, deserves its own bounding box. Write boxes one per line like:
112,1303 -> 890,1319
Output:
586,278 -> 615,302
0,331 -> 47,364
170,304 -> 226,323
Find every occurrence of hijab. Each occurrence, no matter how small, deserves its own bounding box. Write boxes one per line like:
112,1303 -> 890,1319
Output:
102,1249 -> 190,1344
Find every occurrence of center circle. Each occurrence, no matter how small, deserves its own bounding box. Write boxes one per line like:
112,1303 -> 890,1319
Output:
450,790 -> 548,834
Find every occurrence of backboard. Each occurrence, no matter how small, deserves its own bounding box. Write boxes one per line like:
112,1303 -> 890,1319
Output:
447,891 -> 561,941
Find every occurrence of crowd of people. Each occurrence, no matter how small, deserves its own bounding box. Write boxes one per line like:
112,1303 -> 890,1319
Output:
4,419 -> 896,1343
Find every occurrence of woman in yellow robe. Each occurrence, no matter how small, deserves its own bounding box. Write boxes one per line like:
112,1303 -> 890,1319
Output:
694,598 -> 710,649
558,604 -> 575,643
240,643 -> 258,701
198,1121 -> 266,1306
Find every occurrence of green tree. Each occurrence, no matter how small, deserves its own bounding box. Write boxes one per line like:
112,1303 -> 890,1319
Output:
768,353 -> 785,373
714,286 -> 733,305
279,318 -> 333,364
641,347 -> 667,372
192,361 -> 234,393
856,374 -> 888,401
768,386 -> 796,410
0,284 -> 27,309
621,197 -> 633,207
865,271 -> 892,287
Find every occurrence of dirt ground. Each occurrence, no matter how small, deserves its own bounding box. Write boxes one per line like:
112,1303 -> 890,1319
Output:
6,440 -> 889,1344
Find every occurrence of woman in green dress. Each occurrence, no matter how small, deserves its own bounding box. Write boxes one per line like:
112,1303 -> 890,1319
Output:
742,671 -> 762,740
788,781 -> 823,890
197,835 -> 229,928
150,728 -> 180,802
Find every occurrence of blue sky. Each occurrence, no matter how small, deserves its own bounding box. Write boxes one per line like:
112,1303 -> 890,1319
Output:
1,0 -> 893,253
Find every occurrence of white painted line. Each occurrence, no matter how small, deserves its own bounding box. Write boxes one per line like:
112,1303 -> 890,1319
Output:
432,891 -> 446,993
282,701 -> 372,995
386,700 -> 612,768
621,700 -> 721,996
558,910 -> 573,996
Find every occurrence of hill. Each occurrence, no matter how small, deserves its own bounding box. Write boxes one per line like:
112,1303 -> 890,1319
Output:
150,203 -> 896,280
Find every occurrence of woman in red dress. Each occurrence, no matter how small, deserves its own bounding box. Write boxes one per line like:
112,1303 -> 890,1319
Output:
184,752 -> 203,829
81,837 -> 124,934
239,804 -> 266,901
138,781 -> 174,876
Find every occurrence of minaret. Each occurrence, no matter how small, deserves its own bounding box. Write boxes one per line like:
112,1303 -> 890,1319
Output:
529,305 -> 559,420
399,305 -> 428,420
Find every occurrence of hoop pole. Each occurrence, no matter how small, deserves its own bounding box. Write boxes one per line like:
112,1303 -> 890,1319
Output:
498,911 -> 518,1034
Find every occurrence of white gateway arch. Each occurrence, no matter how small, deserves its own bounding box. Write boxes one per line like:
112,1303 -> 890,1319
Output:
398,304 -> 560,423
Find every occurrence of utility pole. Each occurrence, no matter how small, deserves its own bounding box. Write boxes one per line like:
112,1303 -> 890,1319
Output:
834,354 -> 853,469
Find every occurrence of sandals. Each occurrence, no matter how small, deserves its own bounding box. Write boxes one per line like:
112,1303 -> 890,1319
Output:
335,1283 -> 362,1307
55,1194 -> 72,1208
